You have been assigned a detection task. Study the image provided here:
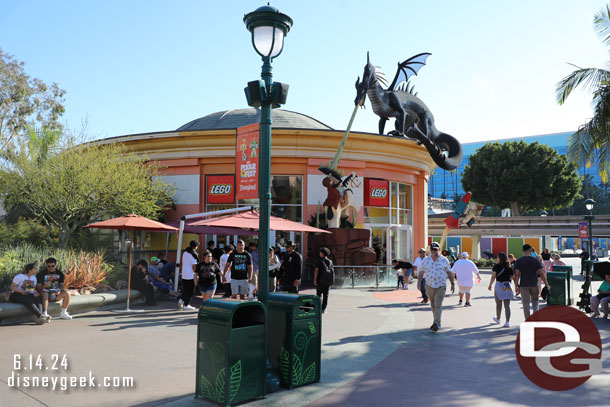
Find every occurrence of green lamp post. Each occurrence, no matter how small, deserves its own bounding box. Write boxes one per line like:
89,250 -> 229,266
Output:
584,198 -> 595,258
244,5 -> 292,306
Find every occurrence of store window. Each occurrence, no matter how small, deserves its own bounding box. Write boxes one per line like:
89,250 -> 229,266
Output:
205,175 -> 304,250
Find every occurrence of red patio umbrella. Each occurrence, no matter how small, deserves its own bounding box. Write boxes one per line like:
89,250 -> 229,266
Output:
84,214 -> 178,311
191,210 -> 330,234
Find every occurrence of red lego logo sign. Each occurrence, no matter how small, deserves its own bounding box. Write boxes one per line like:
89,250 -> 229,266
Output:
364,178 -> 389,207
207,175 -> 235,204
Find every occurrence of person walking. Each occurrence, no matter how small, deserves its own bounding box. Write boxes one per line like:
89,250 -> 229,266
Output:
196,250 -> 221,301
541,248 -> 552,272
488,252 -> 514,327
178,240 -> 199,310
420,242 -> 455,332
451,252 -> 481,306
314,247 -> 334,313
219,245 -> 233,298
222,240 -> 253,300
279,241 -> 302,293
268,247 -> 281,293
514,244 -> 549,318
413,248 -> 428,304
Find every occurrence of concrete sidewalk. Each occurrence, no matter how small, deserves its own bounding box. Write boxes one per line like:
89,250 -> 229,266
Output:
1,258 -> 609,407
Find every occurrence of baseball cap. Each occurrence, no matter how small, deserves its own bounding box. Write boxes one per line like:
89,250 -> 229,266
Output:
150,256 -> 159,262
284,240 -> 294,248
461,252 -> 469,258
430,242 -> 440,249
418,248 -> 426,253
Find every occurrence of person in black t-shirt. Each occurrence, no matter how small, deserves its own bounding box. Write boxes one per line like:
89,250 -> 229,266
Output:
222,240 -> 253,300
279,241 -> 302,293
514,244 -> 548,318
488,252 -> 514,327
314,247 -> 334,313
36,257 -> 72,320
197,250 -> 222,301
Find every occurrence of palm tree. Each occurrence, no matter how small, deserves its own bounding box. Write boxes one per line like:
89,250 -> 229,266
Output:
556,6 -> 610,183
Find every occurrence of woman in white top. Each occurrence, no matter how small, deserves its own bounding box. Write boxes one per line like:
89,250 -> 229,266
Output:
178,240 -> 199,310
10,263 -> 46,324
268,247 -> 281,292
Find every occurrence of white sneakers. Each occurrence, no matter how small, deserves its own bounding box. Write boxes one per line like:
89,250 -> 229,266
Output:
492,317 -> 500,324
503,321 -> 510,328
178,299 -> 184,310
184,305 -> 196,310
59,310 -> 72,320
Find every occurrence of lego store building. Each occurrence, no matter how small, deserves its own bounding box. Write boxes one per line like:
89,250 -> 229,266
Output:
102,108 -> 437,264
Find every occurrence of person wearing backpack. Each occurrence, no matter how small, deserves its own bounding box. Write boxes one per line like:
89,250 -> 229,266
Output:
314,247 -> 334,314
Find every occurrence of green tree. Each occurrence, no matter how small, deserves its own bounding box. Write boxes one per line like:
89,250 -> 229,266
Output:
556,6 -> 610,182
0,140 -> 175,248
461,141 -> 582,216
0,48 -> 66,154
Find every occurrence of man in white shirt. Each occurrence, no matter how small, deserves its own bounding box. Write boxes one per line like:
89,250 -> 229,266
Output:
451,252 -> 481,306
420,242 -> 455,332
413,248 -> 428,303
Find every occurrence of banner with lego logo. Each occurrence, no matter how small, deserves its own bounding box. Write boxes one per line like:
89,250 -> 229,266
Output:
364,178 -> 389,207
207,175 -> 235,204
235,123 -> 259,200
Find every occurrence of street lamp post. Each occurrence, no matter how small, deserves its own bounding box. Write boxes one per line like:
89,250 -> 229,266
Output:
539,210 -> 548,249
584,198 -> 596,260
244,5 -> 292,306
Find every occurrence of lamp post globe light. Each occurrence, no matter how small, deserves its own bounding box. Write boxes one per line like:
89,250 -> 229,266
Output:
244,5 -> 292,307
584,198 -> 596,259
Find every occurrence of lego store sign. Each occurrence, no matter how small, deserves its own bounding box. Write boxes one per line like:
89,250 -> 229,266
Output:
207,175 -> 235,204
364,178 -> 389,207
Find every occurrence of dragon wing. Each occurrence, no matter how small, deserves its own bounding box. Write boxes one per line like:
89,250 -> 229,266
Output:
388,52 -> 432,92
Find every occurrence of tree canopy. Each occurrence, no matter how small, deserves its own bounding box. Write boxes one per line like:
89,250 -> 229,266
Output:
556,6 -> 610,182
461,141 -> 582,216
0,137 -> 175,248
0,48 -> 66,153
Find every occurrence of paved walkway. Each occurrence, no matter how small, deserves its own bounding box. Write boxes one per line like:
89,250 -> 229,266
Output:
1,257 -> 609,407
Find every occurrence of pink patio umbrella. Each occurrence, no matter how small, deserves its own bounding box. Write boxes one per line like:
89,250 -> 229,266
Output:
84,214 -> 178,311
191,210 -> 330,234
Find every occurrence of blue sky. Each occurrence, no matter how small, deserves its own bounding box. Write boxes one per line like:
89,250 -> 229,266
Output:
1,0 -> 609,143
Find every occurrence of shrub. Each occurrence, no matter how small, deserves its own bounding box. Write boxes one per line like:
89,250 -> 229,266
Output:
0,244 -> 111,291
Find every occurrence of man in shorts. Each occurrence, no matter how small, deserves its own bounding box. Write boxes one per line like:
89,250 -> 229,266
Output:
36,257 -> 72,320
222,240 -> 253,300
451,252 -> 481,306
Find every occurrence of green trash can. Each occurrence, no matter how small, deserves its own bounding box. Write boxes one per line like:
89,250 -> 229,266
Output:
549,265 -> 573,305
196,299 -> 266,406
268,293 -> 321,389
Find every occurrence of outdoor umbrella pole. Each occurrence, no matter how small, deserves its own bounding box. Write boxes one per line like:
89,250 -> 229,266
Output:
126,230 -> 133,311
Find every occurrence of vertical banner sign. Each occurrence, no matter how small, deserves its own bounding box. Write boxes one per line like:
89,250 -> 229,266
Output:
578,222 -> 589,239
235,123 -> 260,200
364,178 -> 389,207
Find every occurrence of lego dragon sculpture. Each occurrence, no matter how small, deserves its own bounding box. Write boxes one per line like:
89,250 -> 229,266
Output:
354,52 -> 463,170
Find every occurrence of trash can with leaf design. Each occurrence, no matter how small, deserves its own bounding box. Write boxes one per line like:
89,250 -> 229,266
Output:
267,293 -> 321,389
196,299 -> 266,406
